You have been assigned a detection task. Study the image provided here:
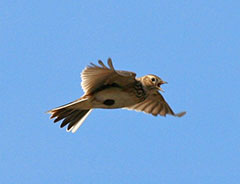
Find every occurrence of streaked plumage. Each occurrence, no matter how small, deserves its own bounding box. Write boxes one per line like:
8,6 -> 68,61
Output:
47,58 -> 186,133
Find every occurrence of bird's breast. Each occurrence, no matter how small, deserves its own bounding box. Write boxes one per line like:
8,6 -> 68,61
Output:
91,86 -> 145,109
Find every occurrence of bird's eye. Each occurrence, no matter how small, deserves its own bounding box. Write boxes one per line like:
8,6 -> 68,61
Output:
151,78 -> 156,82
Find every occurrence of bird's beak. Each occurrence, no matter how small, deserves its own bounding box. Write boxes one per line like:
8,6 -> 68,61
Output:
158,81 -> 168,92
158,87 -> 165,92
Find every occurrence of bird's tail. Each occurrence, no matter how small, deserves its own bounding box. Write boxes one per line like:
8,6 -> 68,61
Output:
47,98 -> 92,133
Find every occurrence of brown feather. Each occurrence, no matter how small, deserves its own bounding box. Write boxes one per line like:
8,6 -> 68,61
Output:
152,102 -> 161,116
49,109 -> 65,119
80,58 -> 136,95
59,110 -> 79,128
53,109 -> 74,123
67,110 -> 89,131
126,91 -> 186,117
146,102 -> 159,114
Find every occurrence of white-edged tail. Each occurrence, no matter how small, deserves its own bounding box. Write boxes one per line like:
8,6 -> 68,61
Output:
47,97 -> 92,133
67,109 -> 93,133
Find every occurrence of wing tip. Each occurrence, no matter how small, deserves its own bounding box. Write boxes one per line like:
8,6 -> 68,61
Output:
175,111 -> 186,117
107,58 -> 114,70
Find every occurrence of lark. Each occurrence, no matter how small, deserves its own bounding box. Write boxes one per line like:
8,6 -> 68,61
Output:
47,58 -> 186,133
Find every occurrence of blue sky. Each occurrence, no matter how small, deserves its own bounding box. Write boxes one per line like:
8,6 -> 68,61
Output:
1,1 -> 239,183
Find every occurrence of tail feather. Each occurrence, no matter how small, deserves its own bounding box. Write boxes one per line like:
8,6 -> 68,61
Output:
53,109 -> 74,123
47,98 -> 92,133
59,110 -> 79,128
67,109 -> 93,133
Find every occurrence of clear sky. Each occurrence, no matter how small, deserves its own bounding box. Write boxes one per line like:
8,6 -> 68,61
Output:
1,1 -> 239,183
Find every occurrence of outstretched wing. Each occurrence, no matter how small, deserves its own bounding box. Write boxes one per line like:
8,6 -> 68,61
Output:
81,58 -> 137,95
126,91 -> 186,117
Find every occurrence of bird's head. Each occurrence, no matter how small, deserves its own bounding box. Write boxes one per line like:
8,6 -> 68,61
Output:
141,74 -> 168,92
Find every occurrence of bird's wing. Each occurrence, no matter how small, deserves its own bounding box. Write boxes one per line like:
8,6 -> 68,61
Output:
126,91 -> 186,117
81,58 -> 137,94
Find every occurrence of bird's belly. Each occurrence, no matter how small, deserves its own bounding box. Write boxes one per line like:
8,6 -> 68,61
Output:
92,87 -> 140,109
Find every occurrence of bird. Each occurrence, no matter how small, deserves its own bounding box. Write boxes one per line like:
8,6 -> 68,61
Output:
47,58 -> 186,133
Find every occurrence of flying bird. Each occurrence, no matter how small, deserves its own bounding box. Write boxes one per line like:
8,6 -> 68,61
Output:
47,58 -> 186,133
